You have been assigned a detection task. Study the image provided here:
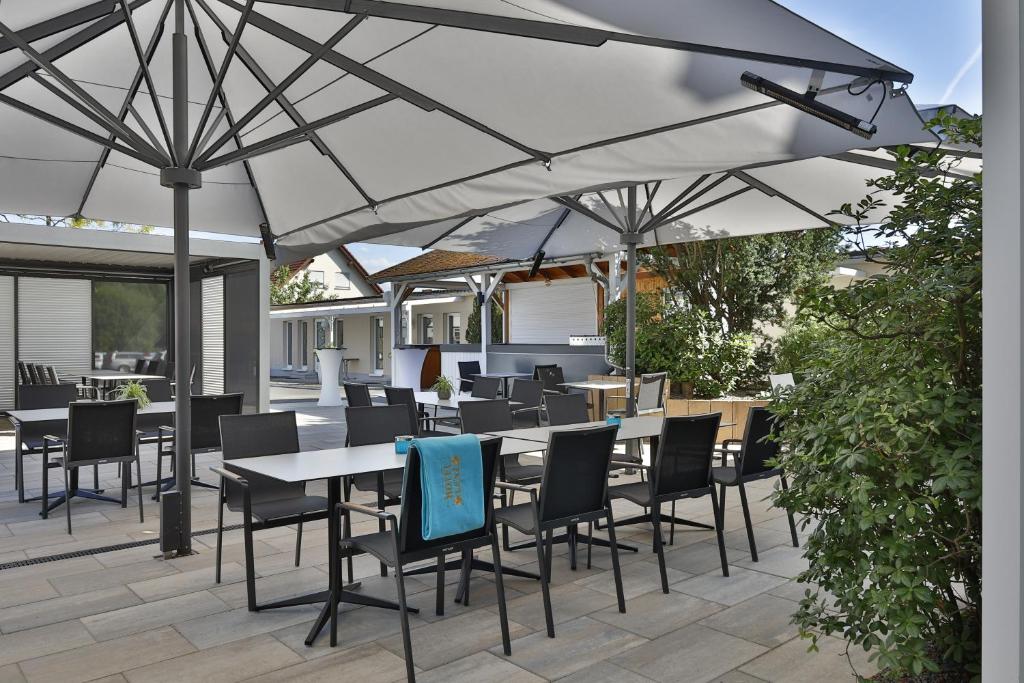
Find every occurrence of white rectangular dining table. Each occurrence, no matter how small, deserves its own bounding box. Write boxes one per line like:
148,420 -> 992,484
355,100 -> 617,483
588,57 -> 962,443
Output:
558,379 -> 628,417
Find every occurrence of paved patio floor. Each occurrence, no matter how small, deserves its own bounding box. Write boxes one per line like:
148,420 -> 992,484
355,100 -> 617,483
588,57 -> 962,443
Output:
0,402 -> 874,682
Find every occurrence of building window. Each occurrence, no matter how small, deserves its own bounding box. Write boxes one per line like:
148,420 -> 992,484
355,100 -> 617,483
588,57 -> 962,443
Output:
315,319 -> 328,348
284,321 -> 293,367
420,314 -> 434,344
333,318 -> 344,347
334,272 -> 350,290
299,321 -> 308,367
307,270 -> 324,286
445,313 -> 461,344
92,281 -> 168,372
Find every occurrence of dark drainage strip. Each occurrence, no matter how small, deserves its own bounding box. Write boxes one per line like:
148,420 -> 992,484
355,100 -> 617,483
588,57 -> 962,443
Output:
0,523 -> 244,571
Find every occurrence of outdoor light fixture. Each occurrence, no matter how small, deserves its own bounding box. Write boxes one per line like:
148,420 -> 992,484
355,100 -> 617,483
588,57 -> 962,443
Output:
740,71 -> 877,139
528,250 -> 546,278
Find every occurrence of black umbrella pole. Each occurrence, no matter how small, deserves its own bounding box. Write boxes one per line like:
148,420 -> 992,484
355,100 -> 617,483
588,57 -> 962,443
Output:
622,234 -> 640,418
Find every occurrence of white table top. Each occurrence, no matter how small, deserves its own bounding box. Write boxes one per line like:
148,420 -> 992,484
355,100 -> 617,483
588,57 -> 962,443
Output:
8,401 -> 176,423
224,435 -> 541,483
485,415 -> 666,444
474,372 -> 531,379
412,391 -> 521,410
79,372 -> 165,382
559,380 -> 628,391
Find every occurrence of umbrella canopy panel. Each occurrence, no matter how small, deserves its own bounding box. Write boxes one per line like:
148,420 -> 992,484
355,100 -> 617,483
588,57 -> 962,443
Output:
0,0 -> 914,251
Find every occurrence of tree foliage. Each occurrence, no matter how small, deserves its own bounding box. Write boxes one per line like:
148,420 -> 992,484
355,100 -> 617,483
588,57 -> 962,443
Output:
465,297 -> 503,344
270,265 -> 327,305
771,113 -> 982,678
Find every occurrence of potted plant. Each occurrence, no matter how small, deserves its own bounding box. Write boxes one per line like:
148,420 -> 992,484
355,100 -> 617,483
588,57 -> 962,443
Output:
114,380 -> 151,409
432,375 -> 454,401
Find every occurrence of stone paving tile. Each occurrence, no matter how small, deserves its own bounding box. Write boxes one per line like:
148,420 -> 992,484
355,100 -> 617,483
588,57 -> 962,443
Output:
0,586 -> 141,634
51,558 -> 179,597
18,627 -> 196,683
735,544 -> 809,579
0,619 -> 96,667
698,593 -> 801,647
491,582 -> 617,630
380,608 -> 531,671
417,651 -> 545,683
0,664 -> 26,682
123,633 -> 302,683
612,623 -> 767,683
555,660 -> 657,683
495,615 -> 645,680
245,642 -> 410,683
81,590 -> 229,641
574,555 -> 691,600
0,578 -> 58,609
655,539 -> 750,575
175,604 -> 321,650
739,634 -> 878,682
673,566 -> 788,607
127,562 -> 246,602
592,590 -> 724,639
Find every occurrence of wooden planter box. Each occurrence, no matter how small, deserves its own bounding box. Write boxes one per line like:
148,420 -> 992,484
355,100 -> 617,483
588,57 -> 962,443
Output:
585,374 -> 767,443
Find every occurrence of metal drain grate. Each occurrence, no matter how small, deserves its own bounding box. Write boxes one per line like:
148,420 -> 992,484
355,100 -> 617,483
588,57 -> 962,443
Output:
0,523 -> 244,571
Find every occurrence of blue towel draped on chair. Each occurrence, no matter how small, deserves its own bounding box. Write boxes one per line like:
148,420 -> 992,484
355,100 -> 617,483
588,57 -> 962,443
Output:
410,434 -> 484,540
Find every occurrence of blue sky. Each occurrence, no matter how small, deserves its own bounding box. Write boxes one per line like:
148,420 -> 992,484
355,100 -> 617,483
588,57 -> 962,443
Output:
349,1 -> 982,275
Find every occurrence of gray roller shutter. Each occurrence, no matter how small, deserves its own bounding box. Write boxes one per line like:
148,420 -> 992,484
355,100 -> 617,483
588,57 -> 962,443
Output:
0,277 -> 13,409
508,280 -> 598,344
202,276 -> 224,395
17,277 -> 91,381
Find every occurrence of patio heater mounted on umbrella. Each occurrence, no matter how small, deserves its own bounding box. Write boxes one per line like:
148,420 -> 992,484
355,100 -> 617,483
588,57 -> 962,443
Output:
0,0 -> 913,550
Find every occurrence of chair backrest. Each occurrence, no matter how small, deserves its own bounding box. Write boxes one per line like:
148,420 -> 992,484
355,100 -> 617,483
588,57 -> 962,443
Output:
346,404 -> 415,446
457,361 -> 481,382
26,363 -> 42,385
398,438 -> 501,555
740,407 -> 781,476
470,376 -> 500,399
141,378 -> 173,402
191,393 -> 244,450
33,364 -> 51,385
220,411 -> 304,505
343,382 -> 372,407
544,392 -> 590,426
652,414 -> 721,497
769,373 -> 796,391
45,366 -> 61,385
538,425 -> 617,524
66,400 -> 138,465
535,365 -> 566,394
458,399 -> 512,434
17,361 -> 30,385
509,379 -> 543,409
18,382 -> 78,409
383,386 -> 424,437
134,358 -> 147,374
164,361 -> 175,379
636,372 -> 667,412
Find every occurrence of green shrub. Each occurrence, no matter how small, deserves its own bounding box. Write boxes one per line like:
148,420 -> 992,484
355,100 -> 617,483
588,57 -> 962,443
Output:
771,113 -> 981,678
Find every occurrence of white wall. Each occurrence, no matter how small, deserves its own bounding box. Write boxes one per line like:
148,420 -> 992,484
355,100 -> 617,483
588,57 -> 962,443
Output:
294,250 -> 378,299
507,279 -> 598,344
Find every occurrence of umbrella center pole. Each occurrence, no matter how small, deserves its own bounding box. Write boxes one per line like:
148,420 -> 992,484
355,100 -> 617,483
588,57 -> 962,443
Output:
620,232 -> 642,419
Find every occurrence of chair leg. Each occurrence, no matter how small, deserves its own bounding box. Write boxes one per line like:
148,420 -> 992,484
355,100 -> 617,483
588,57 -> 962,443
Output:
780,475 -> 799,547
534,524 -> 555,638
93,463 -> 99,490
243,519 -> 257,611
41,457 -> 49,519
737,482 -> 758,562
604,509 -> 627,613
330,543 -> 342,647
718,483 -> 727,528
669,499 -> 676,546
490,533 -> 512,655
710,491 -> 730,577
393,562 -> 416,683
651,504 -> 669,594
544,528 -> 554,580
586,521 -> 593,569
63,465 -> 73,535
215,481 -> 225,583
435,553 -> 446,616
295,516 -> 304,567
499,487 -> 511,551
343,477 -> 354,584
153,446 -> 164,501
135,457 -> 144,523
456,549 -> 472,606
120,462 -> 128,508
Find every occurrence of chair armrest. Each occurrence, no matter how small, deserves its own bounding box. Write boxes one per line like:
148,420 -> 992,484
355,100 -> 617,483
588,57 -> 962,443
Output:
43,435 -> 64,445
158,425 -> 175,434
210,466 -> 248,488
495,481 -> 537,495
610,460 -> 649,470
510,406 -> 541,415
338,501 -> 397,523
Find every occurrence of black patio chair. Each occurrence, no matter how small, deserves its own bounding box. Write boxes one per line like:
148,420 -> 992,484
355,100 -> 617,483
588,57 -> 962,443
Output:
543,392 -> 589,427
493,425 -> 626,637
42,400 -> 142,534
346,403 -> 417,578
145,358 -> 163,375
470,375 -> 501,399
44,366 -> 62,385
608,372 -> 668,417
534,364 -> 567,396
608,414 -> 730,591
457,360 -> 480,394
17,360 -> 31,385
712,407 -> 799,562
148,392 -> 242,501
383,386 -> 449,438
333,437 -> 511,681
133,358 -> 147,374
343,382 -> 372,407
13,383 -> 78,502
212,411 -> 328,610
509,378 -> 544,427
33,364 -> 51,385
136,378 -> 172,443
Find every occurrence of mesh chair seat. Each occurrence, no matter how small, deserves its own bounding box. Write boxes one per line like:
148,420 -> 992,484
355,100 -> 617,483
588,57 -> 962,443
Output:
493,501 -> 538,534
351,470 -> 403,499
712,464 -> 779,486
232,494 -> 328,523
344,531 -> 397,564
607,481 -> 652,506
503,463 -> 543,483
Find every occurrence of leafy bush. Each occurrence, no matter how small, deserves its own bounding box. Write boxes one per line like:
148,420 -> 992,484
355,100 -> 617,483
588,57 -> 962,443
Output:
771,113 -> 981,678
604,293 -> 755,398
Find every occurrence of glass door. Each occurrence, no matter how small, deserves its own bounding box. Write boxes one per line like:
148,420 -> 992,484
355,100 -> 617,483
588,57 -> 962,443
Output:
299,321 -> 309,369
372,316 -> 384,372
284,322 -> 293,369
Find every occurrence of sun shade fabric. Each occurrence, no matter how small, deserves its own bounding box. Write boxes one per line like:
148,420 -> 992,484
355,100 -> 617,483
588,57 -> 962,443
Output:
409,433 -> 484,541
0,0 -> 916,252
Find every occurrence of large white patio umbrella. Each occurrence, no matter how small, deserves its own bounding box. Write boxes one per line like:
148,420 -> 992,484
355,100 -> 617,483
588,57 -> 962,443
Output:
0,0 -> 915,550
